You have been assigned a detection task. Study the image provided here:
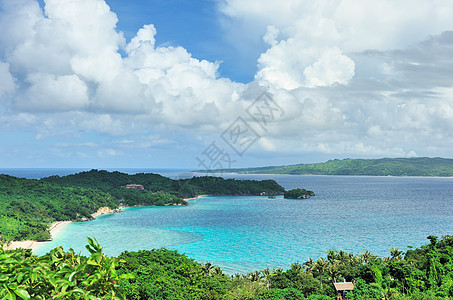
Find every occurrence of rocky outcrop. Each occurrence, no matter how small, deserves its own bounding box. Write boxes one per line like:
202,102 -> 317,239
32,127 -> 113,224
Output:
75,207 -> 122,222
283,188 -> 315,199
91,206 -> 123,218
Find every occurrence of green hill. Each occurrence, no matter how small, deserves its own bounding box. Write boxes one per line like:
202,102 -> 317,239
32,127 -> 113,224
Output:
213,157 -> 453,176
1,170 -> 285,242
0,174 -> 117,242
42,169 -> 285,198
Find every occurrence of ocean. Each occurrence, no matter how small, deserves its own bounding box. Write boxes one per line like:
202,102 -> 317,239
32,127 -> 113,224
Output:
1,169 -> 452,274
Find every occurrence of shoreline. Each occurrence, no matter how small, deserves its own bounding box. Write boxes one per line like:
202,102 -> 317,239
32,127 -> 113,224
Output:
4,206 -> 120,251
4,220 -> 72,251
3,197 -> 207,252
184,194 -> 208,201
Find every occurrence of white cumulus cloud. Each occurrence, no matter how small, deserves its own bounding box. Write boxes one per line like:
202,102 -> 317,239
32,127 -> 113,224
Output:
0,61 -> 15,97
1,0 -> 453,167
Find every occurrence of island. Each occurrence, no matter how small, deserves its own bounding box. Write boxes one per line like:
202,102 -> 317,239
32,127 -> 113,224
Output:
201,157 -> 453,177
284,188 -> 315,199
0,170 -> 292,244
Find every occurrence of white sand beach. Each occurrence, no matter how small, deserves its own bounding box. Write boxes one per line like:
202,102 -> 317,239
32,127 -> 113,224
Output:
3,206 -> 121,251
4,220 -> 72,251
184,194 -> 208,201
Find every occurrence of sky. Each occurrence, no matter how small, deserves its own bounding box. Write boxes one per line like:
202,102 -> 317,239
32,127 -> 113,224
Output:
1,0 -> 453,169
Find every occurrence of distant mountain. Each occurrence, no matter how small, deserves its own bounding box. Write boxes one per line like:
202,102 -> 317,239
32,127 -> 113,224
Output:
210,157 -> 453,176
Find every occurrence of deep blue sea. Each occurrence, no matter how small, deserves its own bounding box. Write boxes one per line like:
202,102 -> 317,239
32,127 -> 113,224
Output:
1,169 -> 452,274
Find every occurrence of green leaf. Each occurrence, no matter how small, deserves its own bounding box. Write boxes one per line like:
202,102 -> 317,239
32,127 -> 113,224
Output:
48,277 -> 57,287
5,289 -> 16,300
29,272 -> 37,283
119,273 -> 135,280
86,237 -> 95,248
68,271 -> 78,282
15,273 -> 25,284
0,273 -> 9,281
13,289 -> 30,300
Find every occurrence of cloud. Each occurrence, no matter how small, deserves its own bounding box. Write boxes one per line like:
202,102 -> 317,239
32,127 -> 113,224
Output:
221,0 -> 453,90
256,43 -> 355,89
0,62 -> 15,97
15,73 -> 89,111
0,0 -> 239,119
97,149 -> 123,157
1,0 -> 453,167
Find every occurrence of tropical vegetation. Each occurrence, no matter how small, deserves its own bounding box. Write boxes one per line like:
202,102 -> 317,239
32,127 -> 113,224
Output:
284,188 -> 315,199
42,169 -> 286,198
0,171 -> 287,242
0,174 -> 117,242
212,157 -> 453,176
2,235 -> 452,299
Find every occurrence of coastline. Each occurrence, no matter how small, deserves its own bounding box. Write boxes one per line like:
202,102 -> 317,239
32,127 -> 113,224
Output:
4,220 -> 72,251
184,194 -> 208,201
3,197 -> 206,252
4,206 -> 120,251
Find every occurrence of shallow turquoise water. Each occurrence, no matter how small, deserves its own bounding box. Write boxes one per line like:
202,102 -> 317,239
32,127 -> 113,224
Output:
34,175 -> 453,274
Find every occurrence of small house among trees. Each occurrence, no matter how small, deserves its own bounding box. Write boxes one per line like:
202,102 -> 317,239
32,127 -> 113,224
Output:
333,282 -> 354,300
125,184 -> 144,190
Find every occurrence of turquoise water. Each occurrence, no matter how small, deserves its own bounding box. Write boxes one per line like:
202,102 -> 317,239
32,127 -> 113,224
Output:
33,175 -> 453,274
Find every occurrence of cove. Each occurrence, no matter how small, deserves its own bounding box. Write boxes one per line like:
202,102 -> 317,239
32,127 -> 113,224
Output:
34,175 -> 453,274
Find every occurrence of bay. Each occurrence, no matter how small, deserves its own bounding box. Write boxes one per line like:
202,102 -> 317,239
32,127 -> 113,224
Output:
30,172 -> 453,274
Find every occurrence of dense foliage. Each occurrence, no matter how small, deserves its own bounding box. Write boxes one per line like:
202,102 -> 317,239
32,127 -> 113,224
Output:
1,171 -> 287,242
42,170 -> 286,199
110,190 -> 186,207
284,188 -> 315,199
116,249 -> 228,299
177,176 -> 285,196
0,237 -> 129,299
2,235 -> 452,299
0,175 -> 117,242
217,157 -> 453,176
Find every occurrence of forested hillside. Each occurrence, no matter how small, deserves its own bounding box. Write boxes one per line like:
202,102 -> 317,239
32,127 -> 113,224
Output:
0,175 -> 117,242
216,157 -> 453,176
2,235 -> 452,299
1,170 -> 285,242
42,169 -> 285,198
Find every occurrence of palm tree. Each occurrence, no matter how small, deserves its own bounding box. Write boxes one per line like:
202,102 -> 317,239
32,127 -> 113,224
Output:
202,262 -> 213,275
326,250 -> 340,283
360,251 -> 373,264
212,265 -> 223,276
389,248 -> 404,261
312,258 -> 329,289
248,270 -> 262,282
291,262 -> 304,274
303,258 -> 314,273
326,250 -> 339,266
262,268 -> 272,290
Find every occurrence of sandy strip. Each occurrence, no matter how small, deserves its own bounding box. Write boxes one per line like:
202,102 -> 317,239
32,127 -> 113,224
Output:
184,194 -> 208,201
4,221 -> 72,251
91,206 -> 120,218
3,202 -> 183,251
48,221 -> 72,238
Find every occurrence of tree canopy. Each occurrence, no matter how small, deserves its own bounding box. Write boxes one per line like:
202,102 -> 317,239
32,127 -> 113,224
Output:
1,171 -> 287,242
213,157 -> 453,177
2,235 -> 452,299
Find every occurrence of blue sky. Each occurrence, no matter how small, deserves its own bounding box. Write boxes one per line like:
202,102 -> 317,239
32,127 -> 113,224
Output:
105,0 -> 263,82
1,0 -> 453,169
